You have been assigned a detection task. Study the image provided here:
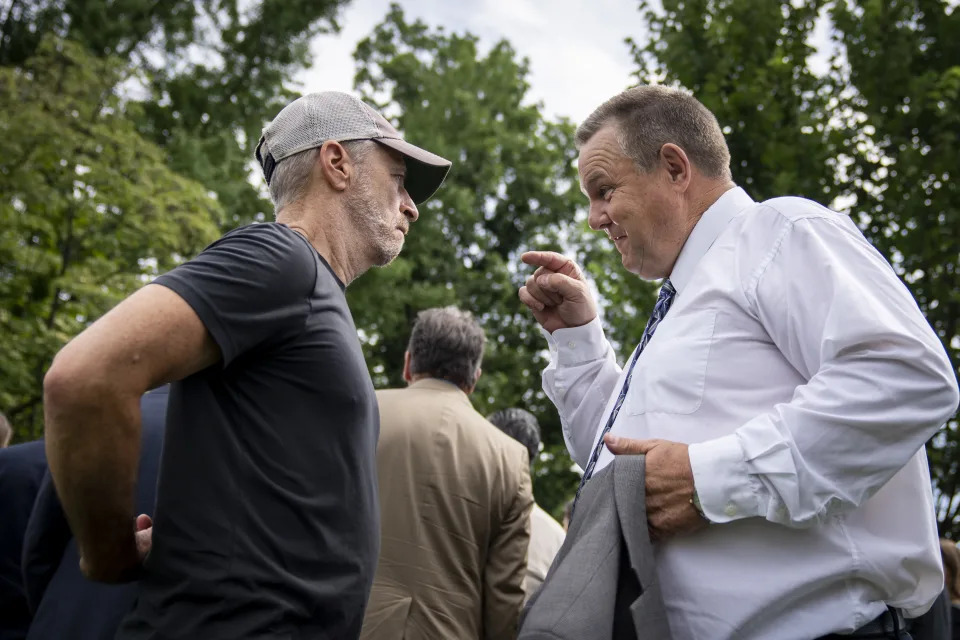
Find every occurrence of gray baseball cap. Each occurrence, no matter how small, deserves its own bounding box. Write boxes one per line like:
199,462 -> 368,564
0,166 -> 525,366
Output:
255,91 -> 452,205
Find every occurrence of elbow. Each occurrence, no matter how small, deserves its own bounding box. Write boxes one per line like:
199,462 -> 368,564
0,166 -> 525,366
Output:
942,376 -> 960,424
927,352 -> 960,427
900,337 -> 960,431
918,375 -> 959,442
43,349 -> 87,431
43,343 -> 106,432
44,354 -> 75,409
44,341 -> 145,434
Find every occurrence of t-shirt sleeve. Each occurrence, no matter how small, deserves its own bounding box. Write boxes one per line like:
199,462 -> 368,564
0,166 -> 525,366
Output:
153,224 -> 317,367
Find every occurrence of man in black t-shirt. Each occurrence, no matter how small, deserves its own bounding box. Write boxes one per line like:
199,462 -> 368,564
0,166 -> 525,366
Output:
42,92 -> 451,639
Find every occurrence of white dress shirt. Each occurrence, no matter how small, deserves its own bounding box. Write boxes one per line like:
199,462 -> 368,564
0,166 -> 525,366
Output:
542,187 -> 960,640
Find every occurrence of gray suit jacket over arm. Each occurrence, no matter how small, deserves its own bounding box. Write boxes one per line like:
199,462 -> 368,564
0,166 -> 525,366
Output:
519,455 -> 671,640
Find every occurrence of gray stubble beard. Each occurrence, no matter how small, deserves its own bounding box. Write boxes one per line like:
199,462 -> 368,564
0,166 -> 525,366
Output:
345,178 -> 404,269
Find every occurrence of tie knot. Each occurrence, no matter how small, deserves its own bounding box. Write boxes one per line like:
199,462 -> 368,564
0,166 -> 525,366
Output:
659,279 -> 676,301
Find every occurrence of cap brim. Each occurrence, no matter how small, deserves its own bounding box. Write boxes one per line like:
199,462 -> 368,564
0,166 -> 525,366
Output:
374,138 -> 452,205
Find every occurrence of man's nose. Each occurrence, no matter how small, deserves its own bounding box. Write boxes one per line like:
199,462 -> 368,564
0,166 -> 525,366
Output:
587,201 -> 609,231
401,190 -> 419,222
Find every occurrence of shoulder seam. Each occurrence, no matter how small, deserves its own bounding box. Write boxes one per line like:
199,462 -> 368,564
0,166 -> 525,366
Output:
744,214 -> 795,303
280,224 -> 320,332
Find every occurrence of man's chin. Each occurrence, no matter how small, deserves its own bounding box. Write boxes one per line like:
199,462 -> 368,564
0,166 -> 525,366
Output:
620,250 -> 646,277
374,241 -> 404,267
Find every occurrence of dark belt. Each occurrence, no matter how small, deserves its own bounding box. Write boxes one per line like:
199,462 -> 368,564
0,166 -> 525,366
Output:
816,607 -> 911,639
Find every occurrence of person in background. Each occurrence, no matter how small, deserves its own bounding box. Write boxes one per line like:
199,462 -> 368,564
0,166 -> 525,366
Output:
909,560 -> 951,640
561,499 -> 574,532
0,412 -> 13,448
22,386 -> 168,640
42,91 -> 451,640
0,439 -> 46,640
361,307 -> 533,640
940,539 -> 960,640
487,407 -> 566,603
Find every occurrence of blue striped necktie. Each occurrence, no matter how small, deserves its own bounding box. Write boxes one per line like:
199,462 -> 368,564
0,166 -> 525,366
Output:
570,279 -> 677,517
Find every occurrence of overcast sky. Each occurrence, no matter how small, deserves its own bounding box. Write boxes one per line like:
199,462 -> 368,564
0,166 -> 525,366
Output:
294,0 -> 843,124
296,0 -> 652,123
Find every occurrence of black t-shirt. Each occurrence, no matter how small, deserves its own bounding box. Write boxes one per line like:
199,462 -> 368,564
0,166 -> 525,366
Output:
118,224 -> 380,640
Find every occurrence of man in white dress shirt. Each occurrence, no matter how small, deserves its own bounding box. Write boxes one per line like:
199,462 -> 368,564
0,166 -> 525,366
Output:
518,85 -> 959,640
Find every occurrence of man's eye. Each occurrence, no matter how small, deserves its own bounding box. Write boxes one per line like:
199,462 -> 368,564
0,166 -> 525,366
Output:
599,186 -> 612,199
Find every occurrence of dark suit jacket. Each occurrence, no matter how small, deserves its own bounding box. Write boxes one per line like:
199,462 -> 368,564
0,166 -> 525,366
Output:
360,379 -> 534,640
21,386 -> 168,640
0,440 -> 47,640
519,456 -> 671,640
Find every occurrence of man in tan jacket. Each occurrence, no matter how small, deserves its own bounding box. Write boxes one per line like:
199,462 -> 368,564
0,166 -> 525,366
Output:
361,307 -> 534,640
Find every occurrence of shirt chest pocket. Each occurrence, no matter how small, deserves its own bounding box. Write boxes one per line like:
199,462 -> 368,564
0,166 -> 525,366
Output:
624,309 -> 717,416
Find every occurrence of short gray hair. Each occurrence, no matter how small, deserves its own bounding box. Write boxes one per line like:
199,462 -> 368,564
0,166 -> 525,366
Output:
408,307 -> 485,390
576,85 -> 731,180
487,407 -> 540,464
263,139 -> 378,215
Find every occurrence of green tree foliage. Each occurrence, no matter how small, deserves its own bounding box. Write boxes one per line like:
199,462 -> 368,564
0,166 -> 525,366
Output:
0,0 -> 352,440
349,4 -> 584,516
830,0 -> 960,534
0,0 -> 351,228
631,0 -> 841,202
0,38 -> 222,440
627,0 -> 959,530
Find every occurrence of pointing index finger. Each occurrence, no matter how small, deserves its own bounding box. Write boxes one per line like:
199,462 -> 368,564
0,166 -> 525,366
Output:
521,251 -> 581,278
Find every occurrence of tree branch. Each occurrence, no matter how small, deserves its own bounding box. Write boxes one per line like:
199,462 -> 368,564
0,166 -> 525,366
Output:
114,0 -> 166,62
0,0 -> 21,64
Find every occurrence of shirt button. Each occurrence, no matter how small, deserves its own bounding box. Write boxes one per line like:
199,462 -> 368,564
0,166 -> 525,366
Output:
567,340 -> 577,349
724,503 -> 738,517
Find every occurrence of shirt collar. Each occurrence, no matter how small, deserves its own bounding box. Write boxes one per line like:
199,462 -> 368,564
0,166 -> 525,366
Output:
669,186 -> 755,294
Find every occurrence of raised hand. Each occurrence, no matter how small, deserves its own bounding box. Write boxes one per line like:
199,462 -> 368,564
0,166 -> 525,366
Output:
518,251 -> 598,333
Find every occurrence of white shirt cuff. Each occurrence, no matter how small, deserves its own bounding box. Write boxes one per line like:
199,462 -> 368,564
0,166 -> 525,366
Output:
688,434 -> 762,523
541,317 -> 608,366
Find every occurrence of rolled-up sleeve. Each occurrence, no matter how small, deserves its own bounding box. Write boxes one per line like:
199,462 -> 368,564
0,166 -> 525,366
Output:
689,215 -> 959,527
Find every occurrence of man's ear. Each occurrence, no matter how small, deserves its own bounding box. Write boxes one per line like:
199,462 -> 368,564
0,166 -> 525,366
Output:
463,367 -> 481,394
402,351 -> 412,383
318,140 -> 350,193
659,143 -> 692,192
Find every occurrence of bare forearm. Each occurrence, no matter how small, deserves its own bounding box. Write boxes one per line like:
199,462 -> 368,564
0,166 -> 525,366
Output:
43,375 -> 142,581
39,283 -> 219,581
